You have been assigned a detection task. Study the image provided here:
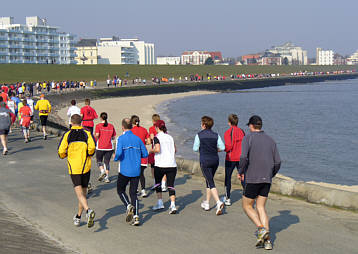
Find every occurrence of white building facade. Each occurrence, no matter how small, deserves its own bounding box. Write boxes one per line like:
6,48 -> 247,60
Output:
267,42 -> 308,65
316,48 -> 334,65
156,56 -> 180,65
181,51 -> 211,65
97,38 -> 155,65
347,50 -> 358,65
0,16 -> 76,64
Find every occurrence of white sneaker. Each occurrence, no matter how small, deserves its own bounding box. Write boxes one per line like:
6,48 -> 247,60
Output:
162,185 -> 167,192
222,197 -> 231,206
201,201 -> 210,211
152,200 -> 164,211
98,171 -> 106,181
104,176 -> 110,183
73,215 -> 80,227
131,215 -> 140,226
216,201 -> 224,216
126,204 -> 134,223
141,189 -> 148,198
86,209 -> 95,228
169,205 -> 177,214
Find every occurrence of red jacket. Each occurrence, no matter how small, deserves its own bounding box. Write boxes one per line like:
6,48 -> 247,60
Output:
224,126 -> 245,161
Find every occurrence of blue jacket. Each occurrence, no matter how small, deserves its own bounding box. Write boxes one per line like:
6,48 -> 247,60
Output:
114,130 -> 148,177
193,129 -> 225,165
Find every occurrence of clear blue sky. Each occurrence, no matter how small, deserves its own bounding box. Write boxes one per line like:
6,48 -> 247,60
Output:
1,0 -> 357,57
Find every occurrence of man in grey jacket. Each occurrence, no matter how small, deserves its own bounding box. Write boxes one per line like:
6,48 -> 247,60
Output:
0,97 -> 13,155
238,115 -> 281,250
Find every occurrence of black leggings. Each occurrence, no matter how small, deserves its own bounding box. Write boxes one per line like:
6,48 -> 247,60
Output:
96,150 -> 114,171
224,160 -> 240,198
117,173 -> 139,215
154,166 -> 177,196
200,162 -> 219,189
140,166 -> 146,190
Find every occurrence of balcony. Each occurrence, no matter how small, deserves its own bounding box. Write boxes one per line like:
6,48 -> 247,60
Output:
0,36 -> 8,41
0,45 -> 9,48
0,52 -> 9,56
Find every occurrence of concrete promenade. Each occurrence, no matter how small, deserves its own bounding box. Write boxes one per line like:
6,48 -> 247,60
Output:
0,130 -> 357,254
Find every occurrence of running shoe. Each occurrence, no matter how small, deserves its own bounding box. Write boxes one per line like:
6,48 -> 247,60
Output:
28,137 -> 31,142
152,200 -> 164,211
98,172 -> 106,182
24,139 -> 28,143
141,189 -> 148,198
73,215 -> 80,227
3,150 -> 8,155
86,209 -> 95,228
44,135 -> 47,140
215,201 -> 224,215
201,201 -> 210,211
126,204 -> 134,223
169,205 -> 177,214
87,183 -> 93,194
222,197 -> 231,206
264,240 -> 273,250
256,228 -> 269,247
131,215 -> 140,226
104,176 -> 110,183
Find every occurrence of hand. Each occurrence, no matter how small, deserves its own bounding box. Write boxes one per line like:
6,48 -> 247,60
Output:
238,174 -> 244,181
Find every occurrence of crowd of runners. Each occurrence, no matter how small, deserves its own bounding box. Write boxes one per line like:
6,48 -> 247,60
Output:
0,92 -> 281,250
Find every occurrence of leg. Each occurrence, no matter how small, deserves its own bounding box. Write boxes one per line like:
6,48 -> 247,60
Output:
74,186 -> 89,213
77,187 -> 87,216
166,167 -> 177,200
0,134 -> 8,151
103,151 -> 113,176
154,167 -> 164,200
224,160 -> 235,199
242,196 -> 262,227
140,166 -> 146,190
256,196 -> 269,231
117,173 -> 130,206
129,177 -> 140,215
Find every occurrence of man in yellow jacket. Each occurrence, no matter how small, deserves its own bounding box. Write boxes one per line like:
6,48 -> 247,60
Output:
58,114 -> 96,228
34,94 -> 51,140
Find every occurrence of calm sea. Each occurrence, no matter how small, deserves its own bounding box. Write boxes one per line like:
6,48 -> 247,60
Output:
157,79 -> 358,185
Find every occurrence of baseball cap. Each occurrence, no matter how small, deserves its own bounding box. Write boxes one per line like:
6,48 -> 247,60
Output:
247,115 -> 262,126
40,94 -> 45,98
154,120 -> 166,129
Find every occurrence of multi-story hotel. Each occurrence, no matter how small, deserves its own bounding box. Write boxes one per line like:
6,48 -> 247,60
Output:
347,50 -> 358,65
181,51 -> 222,65
0,16 -> 76,64
74,39 -> 98,65
156,56 -> 181,65
267,42 -> 308,65
316,48 -> 334,65
97,37 -> 155,65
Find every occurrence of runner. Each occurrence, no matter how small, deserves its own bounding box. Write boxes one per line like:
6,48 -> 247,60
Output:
26,96 -> 34,127
150,120 -> 178,214
6,96 -> 16,133
0,97 -> 15,155
34,94 -> 51,140
223,114 -> 245,206
130,115 -> 151,197
66,100 -> 81,128
58,114 -> 96,228
19,99 -> 32,143
0,89 -> 8,103
193,116 -> 225,215
80,99 -> 98,134
95,112 -> 116,183
114,118 -> 148,226
238,115 -> 281,250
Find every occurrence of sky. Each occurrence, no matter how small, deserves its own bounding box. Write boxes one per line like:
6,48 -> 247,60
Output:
1,0 -> 357,58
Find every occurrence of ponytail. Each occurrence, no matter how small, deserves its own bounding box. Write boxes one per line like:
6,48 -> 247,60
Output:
100,112 -> 108,127
160,126 -> 167,133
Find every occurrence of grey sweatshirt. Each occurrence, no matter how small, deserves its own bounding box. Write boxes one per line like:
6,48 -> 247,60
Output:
238,130 -> 281,184
0,103 -> 11,131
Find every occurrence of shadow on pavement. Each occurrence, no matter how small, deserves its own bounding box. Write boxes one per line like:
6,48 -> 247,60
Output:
176,190 -> 202,213
94,205 -> 126,233
175,174 -> 191,186
230,189 -> 243,205
87,175 -> 117,199
10,145 -> 44,154
270,210 -> 300,243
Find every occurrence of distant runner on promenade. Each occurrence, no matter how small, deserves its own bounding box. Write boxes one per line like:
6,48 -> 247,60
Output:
114,118 -> 148,226
66,100 -> 81,128
80,99 -> 98,134
58,114 -> 96,228
19,99 -> 32,143
238,115 -> 281,250
34,94 -> 51,140
223,114 -> 245,206
193,116 -> 225,215
0,97 -> 15,155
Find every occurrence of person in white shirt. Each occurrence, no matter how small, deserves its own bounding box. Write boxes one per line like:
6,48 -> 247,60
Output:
149,120 -> 178,214
66,100 -> 81,128
26,97 -> 35,125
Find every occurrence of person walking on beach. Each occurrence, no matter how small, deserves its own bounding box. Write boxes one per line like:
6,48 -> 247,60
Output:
193,116 -> 225,215
95,112 -> 116,183
58,114 -> 96,228
66,100 -> 81,128
223,114 -> 245,206
114,118 -> 148,226
130,115 -> 151,197
81,99 -> 98,134
0,97 -> 15,155
238,115 -> 281,250
19,99 -> 32,143
34,94 -> 51,140
150,120 -> 178,214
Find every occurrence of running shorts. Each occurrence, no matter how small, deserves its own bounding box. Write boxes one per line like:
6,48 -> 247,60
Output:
243,183 -> 271,199
40,115 -> 48,126
0,129 -> 9,135
70,171 -> 91,188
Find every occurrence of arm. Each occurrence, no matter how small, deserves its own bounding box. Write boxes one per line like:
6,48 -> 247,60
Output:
48,101 -> 52,113
58,133 -> 69,159
140,140 -> 149,158
224,130 -> 233,153
193,134 -> 200,152
238,136 -> 249,175
87,132 -> 96,157
67,108 -> 71,117
272,143 -> 281,177
114,138 -> 122,161
217,135 -> 225,152
34,101 -> 39,111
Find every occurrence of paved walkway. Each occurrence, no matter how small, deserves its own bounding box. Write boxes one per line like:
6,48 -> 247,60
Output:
1,130 -> 357,254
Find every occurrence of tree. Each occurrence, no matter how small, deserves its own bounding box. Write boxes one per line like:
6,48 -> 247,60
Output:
204,57 -> 214,65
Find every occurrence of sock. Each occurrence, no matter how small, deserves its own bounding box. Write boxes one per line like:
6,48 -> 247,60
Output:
76,214 -> 81,219
171,201 -> 175,207
101,169 -> 105,174
86,209 -> 89,214
161,181 -> 166,187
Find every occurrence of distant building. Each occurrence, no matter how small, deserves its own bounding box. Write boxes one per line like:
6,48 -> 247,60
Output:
241,54 -> 262,65
75,39 -> 98,65
347,50 -> 358,65
259,53 -> 282,65
156,56 -> 180,65
333,53 -> 347,65
181,50 -> 217,65
209,51 -> 223,63
316,48 -> 334,65
0,16 -> 76,64
267,42 -> 308,65
97,37 -> 155,65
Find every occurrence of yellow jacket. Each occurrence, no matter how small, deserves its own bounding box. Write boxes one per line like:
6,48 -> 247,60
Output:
34,99 -> 51,116
58,126 -> 96,175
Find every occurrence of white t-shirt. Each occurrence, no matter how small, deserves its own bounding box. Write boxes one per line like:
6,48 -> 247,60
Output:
27,99 -> 34,115
7,100 -> 15,114
67,105 -> 81,124
154,132 -> 177,168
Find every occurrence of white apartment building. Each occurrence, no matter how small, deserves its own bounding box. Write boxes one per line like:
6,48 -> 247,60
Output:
181,51 -> 211,65
267,42 -> 308,65
156,56 -> 180,65
97,38 -> 155,65
0,16 -> 76,64
347,50 -> 358,65
316,48 -> 334,65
